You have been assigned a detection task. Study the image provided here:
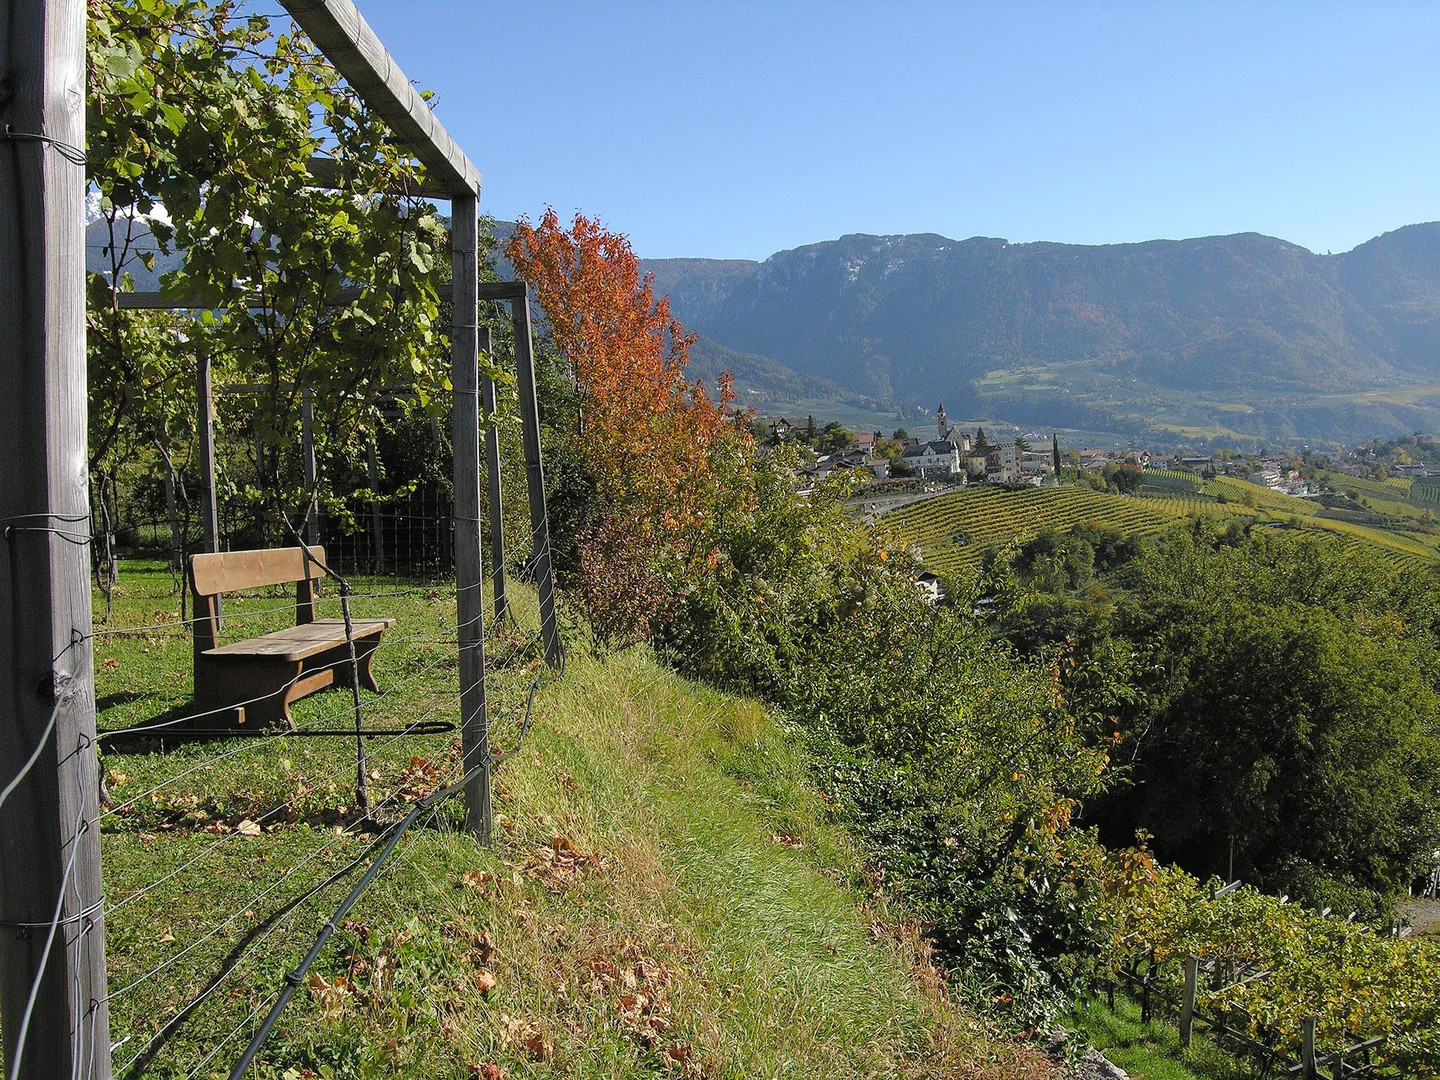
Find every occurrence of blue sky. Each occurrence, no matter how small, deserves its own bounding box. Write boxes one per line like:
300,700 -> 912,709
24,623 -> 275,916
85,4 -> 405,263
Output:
360,0 -> 1440,261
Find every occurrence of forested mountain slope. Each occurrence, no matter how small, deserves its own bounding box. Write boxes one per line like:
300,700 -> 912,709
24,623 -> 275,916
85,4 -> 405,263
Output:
646,224 -> 1440,444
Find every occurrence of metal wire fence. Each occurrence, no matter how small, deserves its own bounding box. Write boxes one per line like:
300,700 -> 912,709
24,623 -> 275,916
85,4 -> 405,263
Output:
1,496 -> 563,1079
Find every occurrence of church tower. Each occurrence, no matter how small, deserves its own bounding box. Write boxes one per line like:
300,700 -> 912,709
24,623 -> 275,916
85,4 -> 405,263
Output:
937,402 -> 949,440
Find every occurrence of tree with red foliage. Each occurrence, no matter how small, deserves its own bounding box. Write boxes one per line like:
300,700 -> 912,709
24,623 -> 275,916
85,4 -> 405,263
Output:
506,209 -> 745,643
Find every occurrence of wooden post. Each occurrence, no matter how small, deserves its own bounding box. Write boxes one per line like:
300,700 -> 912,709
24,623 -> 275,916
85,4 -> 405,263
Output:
510,287 -> 561,667
366,438 -> 384,572
197,354 -> 219,552
0,1 -> 114,1075
162,448 -> 182,570
1301,1016 -> 1318,1079
1179,954 -> 1198,1047
301,388 -> 320,549
451,195 -> 491,843
196,354 -> 221,628
479,327 -> 508,619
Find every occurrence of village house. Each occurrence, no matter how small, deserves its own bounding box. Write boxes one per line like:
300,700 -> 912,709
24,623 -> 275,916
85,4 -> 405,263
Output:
936,403 -> 974,451
1021,450 -> 1055,477
902,439 -> 961,477
984,442 -> 1021,483
915,571 -> 944,604
768,415 -> 817,442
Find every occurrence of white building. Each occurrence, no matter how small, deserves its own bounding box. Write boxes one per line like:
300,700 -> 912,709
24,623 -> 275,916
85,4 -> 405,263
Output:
902,440 -> 961,477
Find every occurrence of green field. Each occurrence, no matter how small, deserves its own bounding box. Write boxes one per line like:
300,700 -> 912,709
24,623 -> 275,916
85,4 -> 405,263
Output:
882,478 -> 1440,576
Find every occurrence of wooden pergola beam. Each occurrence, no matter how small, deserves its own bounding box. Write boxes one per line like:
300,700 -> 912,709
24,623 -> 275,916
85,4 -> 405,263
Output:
279,0 -> 481,198
115,281 -> 525,310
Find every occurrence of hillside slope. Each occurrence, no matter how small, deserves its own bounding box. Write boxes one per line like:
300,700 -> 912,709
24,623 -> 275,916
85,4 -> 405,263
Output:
97,568 -> 1053,1079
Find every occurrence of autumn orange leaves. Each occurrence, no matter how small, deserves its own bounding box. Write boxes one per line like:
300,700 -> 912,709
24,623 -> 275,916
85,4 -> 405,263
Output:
506,210 -> 745,644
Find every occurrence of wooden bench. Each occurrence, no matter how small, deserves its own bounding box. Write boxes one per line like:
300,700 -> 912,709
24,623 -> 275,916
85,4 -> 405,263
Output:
189,546 -> 394,728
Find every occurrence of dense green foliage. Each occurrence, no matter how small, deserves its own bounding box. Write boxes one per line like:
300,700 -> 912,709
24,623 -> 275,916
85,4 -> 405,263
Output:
655,455 -> 1113,1021
1099,855 -> 1440,1075
988,521 -> 1440,915
87,0 -> 484,564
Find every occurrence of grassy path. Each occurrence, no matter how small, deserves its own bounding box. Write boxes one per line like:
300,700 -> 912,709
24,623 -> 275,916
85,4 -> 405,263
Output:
95,564 -> 1051,1079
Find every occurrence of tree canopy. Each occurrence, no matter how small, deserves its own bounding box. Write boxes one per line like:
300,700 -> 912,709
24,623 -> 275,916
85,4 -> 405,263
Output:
87,0 -> 466,542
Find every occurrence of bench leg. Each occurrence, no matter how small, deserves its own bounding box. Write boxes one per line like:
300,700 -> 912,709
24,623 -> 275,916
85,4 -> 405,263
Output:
353,636 -> 383,694
196,659 -> 303,730
315,636 -> 384,695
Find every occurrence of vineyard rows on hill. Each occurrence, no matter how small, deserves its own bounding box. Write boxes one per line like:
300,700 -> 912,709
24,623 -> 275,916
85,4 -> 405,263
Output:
1137,494 -> 1234,519
882,480 -> 1440,575
1335,474 -> 1416,501
1202,476 -> 1319,516
883,487 -> 1180,573
1139,467 -> 1203,492
1410,478 -> 1440,510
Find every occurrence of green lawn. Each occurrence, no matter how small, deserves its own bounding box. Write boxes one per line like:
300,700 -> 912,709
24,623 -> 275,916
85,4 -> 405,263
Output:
1067,993 -> 1255,1080
90,561 -> 1049,1079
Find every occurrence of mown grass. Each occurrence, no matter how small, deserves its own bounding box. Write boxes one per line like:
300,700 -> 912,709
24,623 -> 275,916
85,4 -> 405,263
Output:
92,561 -> 1052,1079
1067,993 -> 1253,1080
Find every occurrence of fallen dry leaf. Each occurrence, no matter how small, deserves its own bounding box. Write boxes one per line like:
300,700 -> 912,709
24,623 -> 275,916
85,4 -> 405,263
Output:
461,870 -> 504,898
664,1041 -> 694,1066
236,819 -> 262,837
474,970 -> 499,996
521,836 -> 602,892
522,1029 -> 552,1062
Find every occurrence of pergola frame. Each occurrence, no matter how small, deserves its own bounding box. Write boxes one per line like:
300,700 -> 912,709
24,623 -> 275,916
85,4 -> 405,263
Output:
0,2 -> 553,1075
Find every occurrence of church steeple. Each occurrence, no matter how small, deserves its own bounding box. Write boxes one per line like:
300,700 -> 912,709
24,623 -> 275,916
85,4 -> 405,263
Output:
937,401 -> 949,440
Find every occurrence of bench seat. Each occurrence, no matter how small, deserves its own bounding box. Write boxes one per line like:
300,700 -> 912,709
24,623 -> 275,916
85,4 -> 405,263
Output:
189,547 -> 396,729
203,619 -> 395,662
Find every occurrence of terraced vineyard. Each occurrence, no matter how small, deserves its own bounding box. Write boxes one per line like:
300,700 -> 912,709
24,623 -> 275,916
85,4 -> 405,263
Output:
1137,493 -> 1234,519
1202,475 -> 1318,516
1138,467 -> 1203,492
882,486 -> 1183,575
1407,476 -> 1440,510
882,479 -> 1440,576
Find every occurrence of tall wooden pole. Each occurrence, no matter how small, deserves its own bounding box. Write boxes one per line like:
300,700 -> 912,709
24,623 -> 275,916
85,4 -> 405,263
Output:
197,354 -> 219,553
301,388 -> 320,549
196,354 -> 221,629
366,438 -> 384,572
510,289 -> 561,668
0,1 -> 114,1076
451,196 -> 491,843
478,327 -> 508,619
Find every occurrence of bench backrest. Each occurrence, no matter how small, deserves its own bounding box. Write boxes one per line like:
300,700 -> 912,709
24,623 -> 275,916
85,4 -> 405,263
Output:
188,547 -> 327,659
190,546 -> 327,598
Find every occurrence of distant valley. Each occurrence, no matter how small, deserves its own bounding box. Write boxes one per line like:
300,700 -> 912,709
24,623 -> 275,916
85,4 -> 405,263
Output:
644,224 -> 1440,448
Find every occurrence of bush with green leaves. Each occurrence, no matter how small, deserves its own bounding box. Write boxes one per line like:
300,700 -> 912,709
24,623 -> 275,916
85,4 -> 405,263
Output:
985,519 -> 1440,914
660,451 -> 1114,1022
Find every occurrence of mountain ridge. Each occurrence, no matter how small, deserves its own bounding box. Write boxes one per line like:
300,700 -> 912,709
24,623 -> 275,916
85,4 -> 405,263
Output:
643,222 -> 1440,445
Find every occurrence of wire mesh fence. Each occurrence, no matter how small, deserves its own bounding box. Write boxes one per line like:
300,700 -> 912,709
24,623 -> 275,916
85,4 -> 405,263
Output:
1,486 -> 563,1079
